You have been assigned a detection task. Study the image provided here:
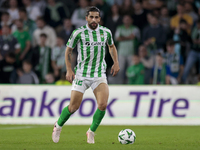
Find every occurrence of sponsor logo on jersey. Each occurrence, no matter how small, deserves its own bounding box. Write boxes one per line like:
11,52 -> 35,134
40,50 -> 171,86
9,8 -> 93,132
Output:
85,42 -> 106,46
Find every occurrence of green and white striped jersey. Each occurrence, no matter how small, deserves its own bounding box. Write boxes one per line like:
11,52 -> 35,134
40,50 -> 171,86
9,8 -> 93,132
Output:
67,24 -> 114,78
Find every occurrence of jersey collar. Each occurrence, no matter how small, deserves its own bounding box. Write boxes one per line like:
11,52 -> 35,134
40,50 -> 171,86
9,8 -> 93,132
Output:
86,23 -> 99,32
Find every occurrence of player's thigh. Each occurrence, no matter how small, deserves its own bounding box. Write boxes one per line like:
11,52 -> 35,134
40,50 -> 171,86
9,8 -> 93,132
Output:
69,90 -> 84,111
69,75 -> 90,110
93,83 -> 109,110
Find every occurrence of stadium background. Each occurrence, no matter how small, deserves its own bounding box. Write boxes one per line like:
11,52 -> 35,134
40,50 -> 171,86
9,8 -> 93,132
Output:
0,0 -> 200,149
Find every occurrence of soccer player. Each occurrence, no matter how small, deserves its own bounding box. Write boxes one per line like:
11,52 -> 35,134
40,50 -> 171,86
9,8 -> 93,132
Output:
52,6 -> 120,144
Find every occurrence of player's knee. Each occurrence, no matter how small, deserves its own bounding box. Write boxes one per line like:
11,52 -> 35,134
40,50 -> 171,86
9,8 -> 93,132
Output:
68,105 -> 80,113
98,103 -> 107,111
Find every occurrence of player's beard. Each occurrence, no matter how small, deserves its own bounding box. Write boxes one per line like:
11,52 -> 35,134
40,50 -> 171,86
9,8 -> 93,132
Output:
89,22 -> 98,30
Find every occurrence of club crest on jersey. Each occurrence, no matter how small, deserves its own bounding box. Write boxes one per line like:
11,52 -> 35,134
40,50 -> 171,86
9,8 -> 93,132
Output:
85,42 -> 105,46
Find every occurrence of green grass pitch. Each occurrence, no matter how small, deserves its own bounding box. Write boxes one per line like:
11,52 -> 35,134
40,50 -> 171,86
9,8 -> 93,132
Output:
0,125 -> 200,150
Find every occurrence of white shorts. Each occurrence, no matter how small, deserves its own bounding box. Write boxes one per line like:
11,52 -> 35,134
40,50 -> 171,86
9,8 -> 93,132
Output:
71,75 -> 108,93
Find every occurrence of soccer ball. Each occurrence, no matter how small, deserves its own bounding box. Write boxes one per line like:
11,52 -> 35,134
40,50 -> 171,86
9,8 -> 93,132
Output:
118,129 -> 136,144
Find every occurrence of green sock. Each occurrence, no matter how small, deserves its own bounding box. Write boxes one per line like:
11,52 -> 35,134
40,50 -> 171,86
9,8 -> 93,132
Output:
90,108 -> 105,132
57,106 -> 71,126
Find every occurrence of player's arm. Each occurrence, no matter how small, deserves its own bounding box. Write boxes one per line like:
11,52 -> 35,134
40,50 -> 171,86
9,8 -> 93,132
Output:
108,44 -> 120,76
65,29 -> 80,83
65,46 -> 75,83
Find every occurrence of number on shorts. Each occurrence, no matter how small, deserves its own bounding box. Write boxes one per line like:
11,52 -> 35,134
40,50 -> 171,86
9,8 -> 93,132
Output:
74,79 -> 83,86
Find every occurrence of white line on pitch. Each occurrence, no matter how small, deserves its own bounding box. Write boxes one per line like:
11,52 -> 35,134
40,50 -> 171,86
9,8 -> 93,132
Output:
0,126 -> 34,130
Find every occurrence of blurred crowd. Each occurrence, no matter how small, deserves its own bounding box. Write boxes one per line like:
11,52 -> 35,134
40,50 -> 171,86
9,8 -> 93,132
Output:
0,0 -> 200,85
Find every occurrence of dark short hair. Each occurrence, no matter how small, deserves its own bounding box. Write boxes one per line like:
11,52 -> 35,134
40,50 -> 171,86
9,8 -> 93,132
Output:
16,19 -> 23,23
185,2 -> 192,6
179,19 -> 187,24
178,2 -> 185,7
36,17 -> 46,23
133,54 -> 139,57
156,52 -> 162,57
63,18 -> 70,22
139,44 -> 147,50
19,8 -> 27,14
57,36 -> 64,40
23,59 -> 32,65
151,13 -> 159,20
40,33 -> 47,38
166,40 -> 175,46
6,52 -> 16,59
86,6 -> 100,16
161,6 -> 168,10
135,0 -> 142,4
1,12 -> 9,16
123,14 -> 132,19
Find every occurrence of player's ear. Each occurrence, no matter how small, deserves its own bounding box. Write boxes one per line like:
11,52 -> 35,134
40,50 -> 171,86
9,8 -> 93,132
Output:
85,16 -> 88,21
98,16 -> 101,23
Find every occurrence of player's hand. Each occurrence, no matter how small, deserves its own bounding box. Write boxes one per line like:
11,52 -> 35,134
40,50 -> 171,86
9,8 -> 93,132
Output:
66,70 -> 75,83
110,62 -> 120,77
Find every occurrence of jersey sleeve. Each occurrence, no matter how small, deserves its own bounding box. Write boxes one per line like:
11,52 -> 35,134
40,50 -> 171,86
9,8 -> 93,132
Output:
107,30 -> 114,46
67,30 -> 80,48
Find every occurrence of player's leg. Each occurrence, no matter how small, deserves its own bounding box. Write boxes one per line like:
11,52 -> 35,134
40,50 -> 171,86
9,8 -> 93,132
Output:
52,90 -> 83,143
57,90 -> 84,126
91,83 -> 108,131
86,81 -> 109,143
52,75 -> 89,143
